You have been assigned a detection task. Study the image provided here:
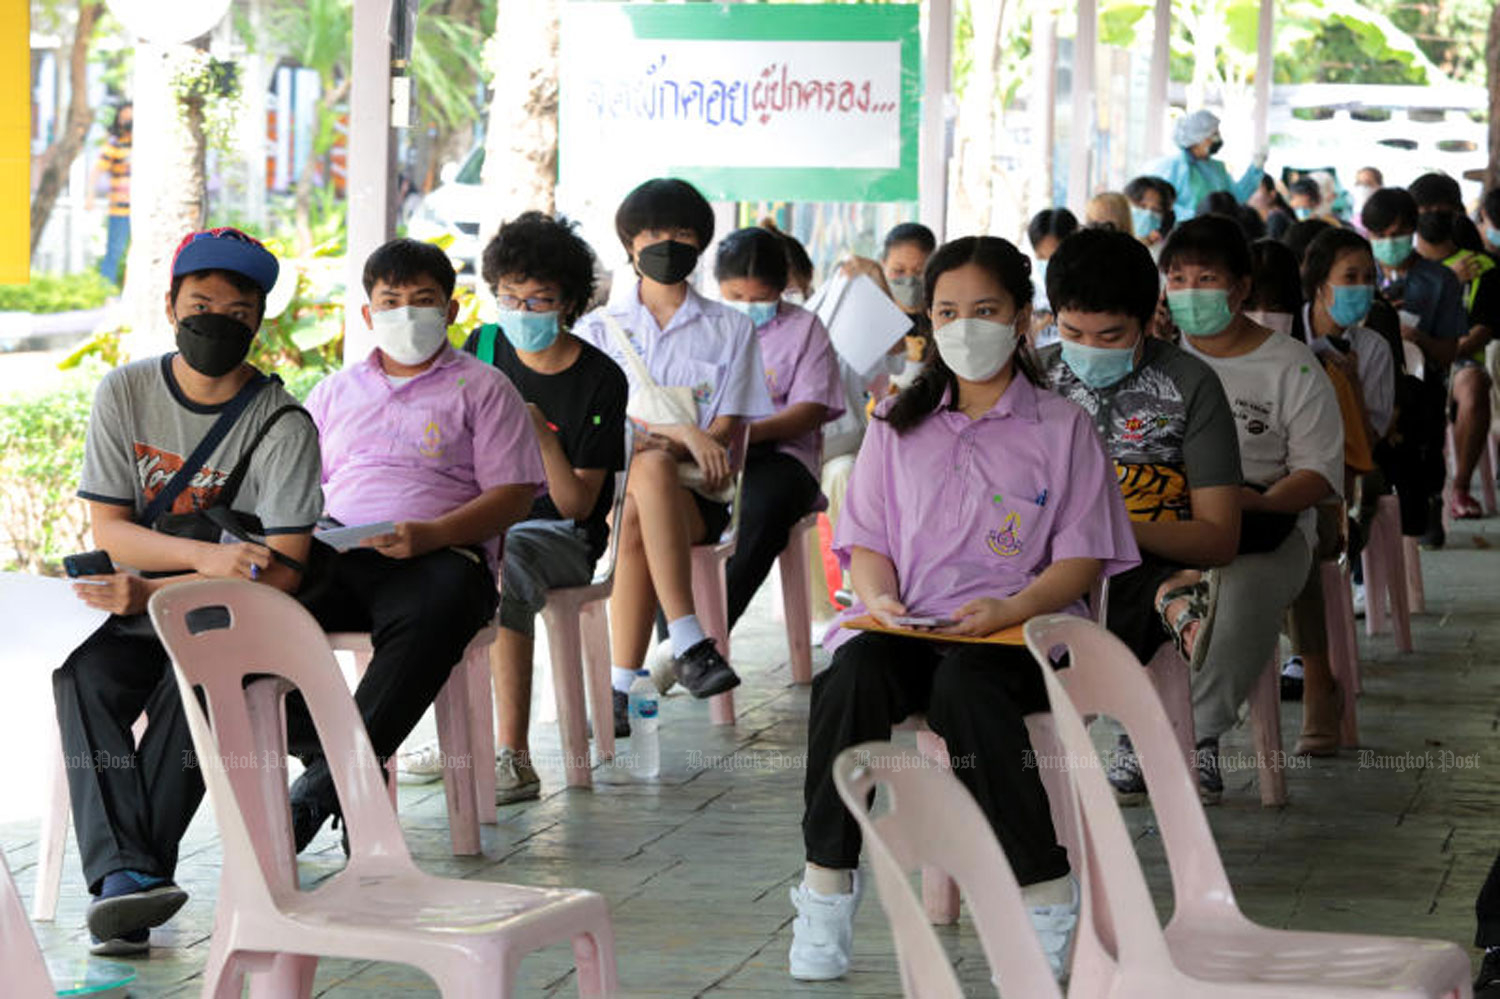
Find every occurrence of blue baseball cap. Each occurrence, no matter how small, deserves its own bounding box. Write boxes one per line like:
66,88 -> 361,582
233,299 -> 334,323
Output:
171,227 -> 280,294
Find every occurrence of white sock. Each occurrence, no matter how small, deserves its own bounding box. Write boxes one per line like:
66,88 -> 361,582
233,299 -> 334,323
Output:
1021,873 -> 1073,908
804,863 -> 854,897
667,614 -> 708,657
611,666 -> 637,693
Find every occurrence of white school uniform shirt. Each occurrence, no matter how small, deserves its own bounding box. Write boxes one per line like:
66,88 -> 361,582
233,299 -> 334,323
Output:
575,282 -> 774,428
1300,305 -> 1396,438
1184,331 -> 1345,546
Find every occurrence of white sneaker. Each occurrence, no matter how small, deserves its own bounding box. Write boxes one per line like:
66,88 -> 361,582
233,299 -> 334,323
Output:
494,747 -> 541,804
1027,874 -> 1080,981
788,875 -> 860,981
1351,581 -> 1366,617
647,639 -> 678,694
395,740 -> 444,784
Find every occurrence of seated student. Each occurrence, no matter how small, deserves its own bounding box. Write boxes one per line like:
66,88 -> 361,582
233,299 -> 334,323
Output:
573,178 -> 772,722
1288,178 -> 1324,222
1154,216 -> 1345,799
1250,174 -> 1296,238
291,238 -> 544,845
55,228 -> 322,955
1085,191 -> 1134,234
1038,227 -> 1241,801
790,235 -> 1139,983
1482,189 -> 1500,441
1362,186 -> 1468,547
1124,174 -> 1177,250
1410,174 -> 1497,520
453,212 -> 627,801
1244,237 -> 1308,339
709,227 -> 844,633
842,222 -> 939,391
1027,208 -> 1079,348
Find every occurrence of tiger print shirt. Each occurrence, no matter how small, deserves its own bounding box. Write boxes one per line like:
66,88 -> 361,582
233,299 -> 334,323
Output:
1040,337 -> 1241,522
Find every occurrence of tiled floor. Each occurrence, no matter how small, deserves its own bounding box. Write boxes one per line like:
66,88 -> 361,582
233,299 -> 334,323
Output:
6,515 -> 1499,996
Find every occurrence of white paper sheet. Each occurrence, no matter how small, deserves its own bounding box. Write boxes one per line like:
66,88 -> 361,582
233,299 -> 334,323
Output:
811,272 -> 912,384
314,521 -> 398,552
0,573 -> 111,670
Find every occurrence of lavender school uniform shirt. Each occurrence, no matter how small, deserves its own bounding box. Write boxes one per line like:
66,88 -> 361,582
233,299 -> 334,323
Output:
305,344 -> 546,571
825,374 -> 1140,652
575,282 -> 774,427
754,302 -> 845,476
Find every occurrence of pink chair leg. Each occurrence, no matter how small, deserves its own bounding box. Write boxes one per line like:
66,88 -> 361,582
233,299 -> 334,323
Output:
779,525 -> 815,686
1143,644 -> 1196,770
914,727 -> 959,924
544,608 -> 593,789
1363,519 -> 1390,638
1403,535 -> 1426,614
580,601 -> 615,763
690,553 -> 735,725
1319,561 -> 1360,748
433,674 -> 481,856
33,716 -> 68,921
1480,443 -> 1497,516
467,648 -> 497,821
1248,657 -> 1286,807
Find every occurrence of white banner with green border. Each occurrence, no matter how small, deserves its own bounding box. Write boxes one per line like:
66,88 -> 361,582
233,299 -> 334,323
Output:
559,3 -> 921,203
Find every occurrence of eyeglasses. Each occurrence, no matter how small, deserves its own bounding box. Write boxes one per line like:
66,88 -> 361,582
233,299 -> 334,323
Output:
496,294 -> 559,313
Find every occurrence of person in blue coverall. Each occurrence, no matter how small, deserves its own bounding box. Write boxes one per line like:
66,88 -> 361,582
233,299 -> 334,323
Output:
1145,110 -> 1267,221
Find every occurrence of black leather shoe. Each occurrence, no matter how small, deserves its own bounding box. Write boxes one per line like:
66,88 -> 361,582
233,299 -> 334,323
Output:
612,688 -> 631,738
674,639 -> 741,699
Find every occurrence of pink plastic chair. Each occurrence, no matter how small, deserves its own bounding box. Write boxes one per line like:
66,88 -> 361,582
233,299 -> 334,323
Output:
1362,494 -> 1414,652
1320,557 -> 1362,744
832,743 -> 1066,999
775,508 -> 823,685
328,629 -> 497,856
688,423 -> 751,726
34,711 -> 148,922
537,433 -> 635,783
1022,613 -> 1472,999
3,849 -> 63,997
1446,424 -> 1498,518
149,580 -> 618,999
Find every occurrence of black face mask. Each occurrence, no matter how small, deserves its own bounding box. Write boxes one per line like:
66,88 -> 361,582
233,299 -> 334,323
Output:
175,313 -> 256,378
636,239 -> 700,285
1208,138 -> 1224,156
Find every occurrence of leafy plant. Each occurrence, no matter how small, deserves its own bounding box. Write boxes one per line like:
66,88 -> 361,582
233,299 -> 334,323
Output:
0,271 -> 117,313
0,380 -> 95,574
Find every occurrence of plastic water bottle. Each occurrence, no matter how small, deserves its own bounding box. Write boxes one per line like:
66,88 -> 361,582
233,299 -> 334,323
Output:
627,669 -> 661,779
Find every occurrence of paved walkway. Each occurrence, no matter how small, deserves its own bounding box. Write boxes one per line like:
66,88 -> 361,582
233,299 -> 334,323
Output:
5,516 -> 1499,996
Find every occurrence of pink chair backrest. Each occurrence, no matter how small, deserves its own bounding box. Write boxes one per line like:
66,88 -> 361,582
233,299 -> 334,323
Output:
832,744 -> 1063,999
591,422 -> 635,586
1,850 -> 53,997
1023,613 -> 1238,926
149,580 -> 419,905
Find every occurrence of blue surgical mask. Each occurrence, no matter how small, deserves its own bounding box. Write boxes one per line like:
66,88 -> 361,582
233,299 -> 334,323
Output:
1061,338 -> 1138,390
725,299 -> 779,329
1294,207 -> 1313,221
1371,235 -> 1414,268
1130,206 -> 1162,239
1167,288 -> 1235,337
1328,284 -> 1374,328
497,309 -> 560,353
1486,226 -> 1500,248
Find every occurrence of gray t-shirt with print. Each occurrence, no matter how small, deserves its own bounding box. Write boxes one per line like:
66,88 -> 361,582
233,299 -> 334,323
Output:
78,355 -> 323,535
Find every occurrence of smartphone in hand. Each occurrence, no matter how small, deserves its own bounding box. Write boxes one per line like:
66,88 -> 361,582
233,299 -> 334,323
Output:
63,550 -> 115,579
891,615 -> 957,629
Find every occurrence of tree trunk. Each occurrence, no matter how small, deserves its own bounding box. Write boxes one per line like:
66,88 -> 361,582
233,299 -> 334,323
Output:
951,0 -> 1006,235
481,0 -> 560,223
121,42 -> 210,351
293,75 -> 351,255
1488,1 -> 1500,190
28,1 -> 103,256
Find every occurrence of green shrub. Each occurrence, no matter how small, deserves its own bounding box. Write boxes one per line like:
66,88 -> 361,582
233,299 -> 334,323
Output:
0,380 -> 95,574
0,272 -> 117,314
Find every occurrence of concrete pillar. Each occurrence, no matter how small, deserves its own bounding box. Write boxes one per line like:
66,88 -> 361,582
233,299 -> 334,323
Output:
1030,16 -> 1057,217
920,0 -> 952,241
343,0 -> 396,364
1145,0 -> 1171,160
1068,0 -> 1097,211
1253,0 -> 1274,153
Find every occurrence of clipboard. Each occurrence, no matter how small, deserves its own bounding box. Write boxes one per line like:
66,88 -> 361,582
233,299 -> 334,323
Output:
844,614 -> 1026,646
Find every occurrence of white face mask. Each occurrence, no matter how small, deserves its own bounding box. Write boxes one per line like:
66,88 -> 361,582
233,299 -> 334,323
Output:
370,305 -> 450,366
934,317 -> 1018,383
1245,310 -> 1294,337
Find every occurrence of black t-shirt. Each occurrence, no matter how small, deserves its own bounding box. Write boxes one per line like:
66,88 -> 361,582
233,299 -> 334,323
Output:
1466,265 -> 1500,343
462,326 -> 629,562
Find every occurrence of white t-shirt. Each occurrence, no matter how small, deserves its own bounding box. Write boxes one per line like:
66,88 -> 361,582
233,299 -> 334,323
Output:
1185,331 -> 1345,544
1301,307 -> 1396,438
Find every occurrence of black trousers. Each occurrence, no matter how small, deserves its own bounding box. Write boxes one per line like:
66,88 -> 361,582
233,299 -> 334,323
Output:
53,619 -> 204,894
801,632 -> 1069,886
288,546 -> 498,808
1104,553 -> 1183,664
1477,852 -> 1500,947
725,447 -> 821,631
